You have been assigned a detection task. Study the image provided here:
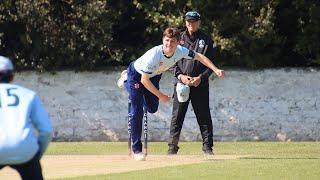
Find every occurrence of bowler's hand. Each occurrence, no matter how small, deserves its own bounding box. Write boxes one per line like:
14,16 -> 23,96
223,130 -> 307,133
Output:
190,76 -> 201,87
214,69 -> 225,78
180,74 -> 193,86
159,94 -> 171,103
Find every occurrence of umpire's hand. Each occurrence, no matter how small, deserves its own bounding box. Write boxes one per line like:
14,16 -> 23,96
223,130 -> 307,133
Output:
190,76 -> 201,87
180,74 -> 193,86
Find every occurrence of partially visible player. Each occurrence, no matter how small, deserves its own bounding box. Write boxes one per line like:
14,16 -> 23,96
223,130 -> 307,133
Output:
0,56 -> 53,180
117,27 -> 224,161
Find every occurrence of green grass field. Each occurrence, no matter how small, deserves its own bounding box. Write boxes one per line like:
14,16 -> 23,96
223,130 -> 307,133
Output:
47,142 -> 320,180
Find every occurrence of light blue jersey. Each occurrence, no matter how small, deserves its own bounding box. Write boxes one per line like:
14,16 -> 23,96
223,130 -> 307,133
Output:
0,83 -> 53,165
134,45 -> 194,77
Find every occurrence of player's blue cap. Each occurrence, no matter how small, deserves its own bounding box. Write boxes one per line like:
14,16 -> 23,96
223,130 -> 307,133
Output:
185,11 -> 201,21
0,56 -> 13,71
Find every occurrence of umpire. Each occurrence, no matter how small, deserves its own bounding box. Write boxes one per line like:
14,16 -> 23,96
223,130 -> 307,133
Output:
168,11 -> 216,155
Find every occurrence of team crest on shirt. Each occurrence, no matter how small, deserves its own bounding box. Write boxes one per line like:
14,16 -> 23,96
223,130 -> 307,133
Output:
199,40 -> 205,49
134,83 -> 140,89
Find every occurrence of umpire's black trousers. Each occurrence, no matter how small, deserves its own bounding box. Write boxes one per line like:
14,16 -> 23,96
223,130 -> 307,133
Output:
168,83 -> 213,151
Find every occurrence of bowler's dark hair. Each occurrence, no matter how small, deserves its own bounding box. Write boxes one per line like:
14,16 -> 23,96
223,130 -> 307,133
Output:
163,27 -> 181,40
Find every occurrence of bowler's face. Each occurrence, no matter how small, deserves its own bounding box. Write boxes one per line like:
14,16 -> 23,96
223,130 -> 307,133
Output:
162,36 -> 179,55
186,20 -> 200,33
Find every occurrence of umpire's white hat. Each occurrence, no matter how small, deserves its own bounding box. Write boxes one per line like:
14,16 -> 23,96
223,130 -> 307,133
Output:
176,82 -> 190,102
0,56 -> 13,71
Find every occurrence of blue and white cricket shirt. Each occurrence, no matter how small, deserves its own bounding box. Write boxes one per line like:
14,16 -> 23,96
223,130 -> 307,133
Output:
134,45 -> 195,77
0,83 -> 53,165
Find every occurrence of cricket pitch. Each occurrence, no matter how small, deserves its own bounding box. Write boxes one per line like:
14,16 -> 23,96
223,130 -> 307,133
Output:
0,154 -> 243,179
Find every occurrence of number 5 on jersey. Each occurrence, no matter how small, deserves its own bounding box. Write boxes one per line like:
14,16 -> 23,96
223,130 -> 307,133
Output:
0,88 -> 20,107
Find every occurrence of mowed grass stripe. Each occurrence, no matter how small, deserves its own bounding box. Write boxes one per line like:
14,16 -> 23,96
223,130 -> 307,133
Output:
47,141 -> 320,157
46,142 -> 320,180
52,158 -> 320,180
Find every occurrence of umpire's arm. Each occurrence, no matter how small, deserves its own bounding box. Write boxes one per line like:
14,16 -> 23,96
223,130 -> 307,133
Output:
200,39 -> 216,80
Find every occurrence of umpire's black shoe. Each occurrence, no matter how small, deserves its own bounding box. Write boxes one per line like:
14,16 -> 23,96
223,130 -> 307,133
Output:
203,147 -> 214,155
203,149 -> 214,160
203,149 -> 214,155
167,145 -> 179,155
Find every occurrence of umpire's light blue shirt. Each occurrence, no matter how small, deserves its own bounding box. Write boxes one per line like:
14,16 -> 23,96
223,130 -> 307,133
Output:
0,83 -> 53,165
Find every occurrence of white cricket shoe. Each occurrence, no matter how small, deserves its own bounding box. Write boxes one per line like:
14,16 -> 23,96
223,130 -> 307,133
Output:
117,70 -> 127,89
133,152 -> 146,161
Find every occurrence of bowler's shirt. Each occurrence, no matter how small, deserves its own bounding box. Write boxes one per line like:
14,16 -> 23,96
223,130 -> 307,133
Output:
0,83 -> 52,165
134,45 -> 195,77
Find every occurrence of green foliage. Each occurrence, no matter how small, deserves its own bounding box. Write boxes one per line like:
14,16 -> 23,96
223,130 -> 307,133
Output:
294,0 -> 320,65
1,1 -> 118,71
0,0 -> 319,70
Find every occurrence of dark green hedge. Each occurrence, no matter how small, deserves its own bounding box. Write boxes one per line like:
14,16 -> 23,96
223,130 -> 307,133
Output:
0,0 -> 319,71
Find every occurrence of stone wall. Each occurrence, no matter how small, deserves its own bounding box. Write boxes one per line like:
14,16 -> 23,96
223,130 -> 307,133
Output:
14,68 -> 320,141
